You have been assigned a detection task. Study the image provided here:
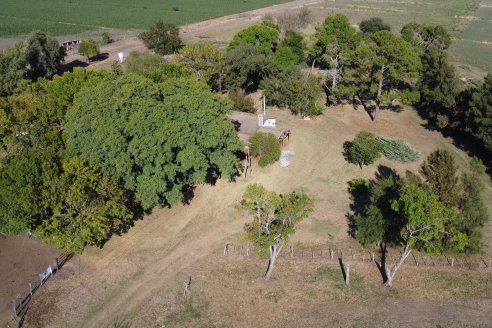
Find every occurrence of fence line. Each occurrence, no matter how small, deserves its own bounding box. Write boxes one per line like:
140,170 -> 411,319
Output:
8,252 -> 74,328
221,243 -> 492,271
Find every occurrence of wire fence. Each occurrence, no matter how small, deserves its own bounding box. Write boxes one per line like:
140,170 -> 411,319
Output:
221,243 -> 492,271
7,252 -> 74,328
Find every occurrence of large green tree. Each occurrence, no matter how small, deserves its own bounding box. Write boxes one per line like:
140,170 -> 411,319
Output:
350,31 -> 421,121
65,75 -> 242,210
465,74 -> 492,154
79,39 -> 100,61
223,45 -> 281,92
354,177 -> 466,287
228,23 -> 279,55
457,158 -> 489,253
25,31 -> 65,80
279,30 -> 306,64
176,43 -> 225,91
260,67 -> 323,117
139,22 -> 182,55
37,157 -> 133,253
0,152 -> 44,234
386,184 -> 466,286
402,24 -> 458,127
311,14 -> 361,99
419,149 -> 461,207
0,69 -> 120,249
0,42 -> 27,97
241,184 -> 314,279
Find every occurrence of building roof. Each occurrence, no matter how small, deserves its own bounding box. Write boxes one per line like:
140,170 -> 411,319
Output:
227,111 -> 285,142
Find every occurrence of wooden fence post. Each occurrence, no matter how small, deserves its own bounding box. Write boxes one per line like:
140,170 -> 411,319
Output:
345,264 -> 350,285
451,258 -> 455,267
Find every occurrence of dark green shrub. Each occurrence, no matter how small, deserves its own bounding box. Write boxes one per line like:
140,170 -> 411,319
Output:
250,132 -> 281,167
101,32 -> 111,45
139,21 -> 181,55
359,17 -> 391,34
348,178 -> 370,195
228,89 -> 257,113
348,132 -> 382,167
378,136 -> 420,162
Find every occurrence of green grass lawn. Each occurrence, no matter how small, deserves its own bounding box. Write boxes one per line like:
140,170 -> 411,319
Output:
0,0 -> 292,37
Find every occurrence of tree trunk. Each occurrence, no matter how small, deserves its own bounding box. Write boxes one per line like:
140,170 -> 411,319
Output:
374,64 -> 385,122
385,245 -> 412,287
331,56 -> 339,90
265,245 -> 282,280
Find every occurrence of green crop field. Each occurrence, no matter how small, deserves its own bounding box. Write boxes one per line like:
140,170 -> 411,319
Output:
0,0 -> 292,37
451,0 -> 492,74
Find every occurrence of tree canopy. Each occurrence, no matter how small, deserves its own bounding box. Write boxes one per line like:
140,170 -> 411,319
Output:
352,170 -> 467,287
420,149 -> 461,206
139,21 -> 182,55
359,18 -> 391,35
223,44 -> 281,92
65,74 -> 242,210
228,23 -> 279,55
347,131 -> 382,167
241,184 -> 314,279
37,157 -> 133,253
79,39 -> 100,61
350,31 -> 421,119
176,43 -> 224,90
249,132 -> 281,167
25,31 -> 65,80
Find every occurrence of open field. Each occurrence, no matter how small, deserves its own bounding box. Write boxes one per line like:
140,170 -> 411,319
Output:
452,0 -> 492,74
4,100 -> 489,327
1,0 -> 490,73
0,0 -> 293,37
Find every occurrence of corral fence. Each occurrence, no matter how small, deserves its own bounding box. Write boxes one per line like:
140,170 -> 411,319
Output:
8,252 -> 74,328
222,243 -> 492,271
61,40 -> 81,52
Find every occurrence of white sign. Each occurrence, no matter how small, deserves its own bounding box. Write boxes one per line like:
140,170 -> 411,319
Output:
39,265 -> 53,285
118,52 -> 124,63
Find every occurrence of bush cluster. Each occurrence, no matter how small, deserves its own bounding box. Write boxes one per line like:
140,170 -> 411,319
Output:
250,132 -> 281,167
348,132 -> 420,166
347,132 -> 382,167
378,136 -> 420,162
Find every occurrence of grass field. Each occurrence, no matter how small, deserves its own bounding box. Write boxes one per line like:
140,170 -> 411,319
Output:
0,0 -> 292,37
451,0 -> 492,74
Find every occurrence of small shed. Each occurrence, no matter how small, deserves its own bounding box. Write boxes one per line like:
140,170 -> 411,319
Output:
227,111 -> 290,145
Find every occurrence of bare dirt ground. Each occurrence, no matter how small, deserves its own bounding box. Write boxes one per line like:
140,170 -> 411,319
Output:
0,235 -> 61,324
15,103 -> 492,328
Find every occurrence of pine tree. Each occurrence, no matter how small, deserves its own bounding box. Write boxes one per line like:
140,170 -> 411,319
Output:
420,149 -> 461,206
